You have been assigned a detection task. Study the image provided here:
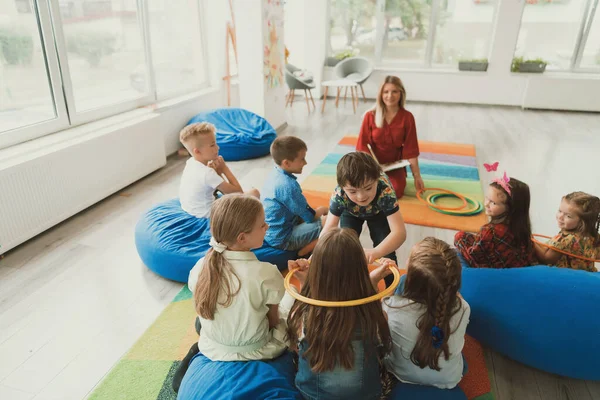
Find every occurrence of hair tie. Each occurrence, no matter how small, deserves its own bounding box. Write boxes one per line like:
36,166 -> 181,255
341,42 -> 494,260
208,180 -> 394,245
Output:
431,326 -> 445,349
209,237 -> 227,253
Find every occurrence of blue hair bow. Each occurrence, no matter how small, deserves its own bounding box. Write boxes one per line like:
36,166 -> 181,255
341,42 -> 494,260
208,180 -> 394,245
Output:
431,326 -> 444,349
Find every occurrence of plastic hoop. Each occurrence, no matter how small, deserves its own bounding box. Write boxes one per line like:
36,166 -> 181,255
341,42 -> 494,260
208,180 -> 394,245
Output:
284,265 -> 400,307
531,234 -> 600,263
427,193 -> 483,216
417,188 -> 468,211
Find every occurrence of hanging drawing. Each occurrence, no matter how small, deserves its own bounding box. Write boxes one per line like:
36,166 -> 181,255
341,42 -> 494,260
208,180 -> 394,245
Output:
263,0 -> 284,89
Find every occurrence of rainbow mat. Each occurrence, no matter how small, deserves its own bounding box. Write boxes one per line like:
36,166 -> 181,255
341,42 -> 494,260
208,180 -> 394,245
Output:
302,136 -> 487,232
89,284 -> 493,400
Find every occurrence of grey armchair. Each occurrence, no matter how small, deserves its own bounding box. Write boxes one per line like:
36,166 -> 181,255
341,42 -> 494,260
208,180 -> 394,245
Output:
284,63 -> 316,112
333,57 -> 374,103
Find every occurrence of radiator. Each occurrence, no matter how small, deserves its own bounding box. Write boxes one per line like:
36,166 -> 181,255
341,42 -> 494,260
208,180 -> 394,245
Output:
0,113 -> 166,254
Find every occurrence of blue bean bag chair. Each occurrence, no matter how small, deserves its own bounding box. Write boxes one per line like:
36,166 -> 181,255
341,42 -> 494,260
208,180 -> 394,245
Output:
188,108 -> 276,161
389,381 -> 466,400
178,351 -> 301,400
460,261 -> 600,380
135,199 -> 297,282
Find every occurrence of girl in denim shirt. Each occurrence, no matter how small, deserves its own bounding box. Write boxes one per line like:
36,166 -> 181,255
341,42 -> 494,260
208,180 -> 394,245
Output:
287,228 -> 394,400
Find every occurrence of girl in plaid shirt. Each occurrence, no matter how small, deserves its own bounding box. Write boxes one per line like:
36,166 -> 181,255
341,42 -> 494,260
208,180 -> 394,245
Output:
454,175 -> 537,269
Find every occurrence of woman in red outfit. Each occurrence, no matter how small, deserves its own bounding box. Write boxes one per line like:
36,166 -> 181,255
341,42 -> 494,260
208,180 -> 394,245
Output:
356,75 -> 424,198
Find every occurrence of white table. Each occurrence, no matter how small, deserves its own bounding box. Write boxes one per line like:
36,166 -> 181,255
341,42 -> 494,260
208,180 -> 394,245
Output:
321,79 -> 359,114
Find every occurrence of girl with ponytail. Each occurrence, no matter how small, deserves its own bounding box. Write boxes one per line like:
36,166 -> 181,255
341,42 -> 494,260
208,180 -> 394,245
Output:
188,194 -> 290,361
383,237 -> 470,389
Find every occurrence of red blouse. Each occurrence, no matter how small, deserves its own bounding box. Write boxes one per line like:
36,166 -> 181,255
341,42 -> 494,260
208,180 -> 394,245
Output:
356,108 -> 420,165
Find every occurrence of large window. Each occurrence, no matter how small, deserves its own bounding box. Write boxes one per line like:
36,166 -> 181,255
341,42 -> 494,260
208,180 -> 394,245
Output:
514,0 -> 599,72
328,0 -> 498,68
0,0 -> 207,150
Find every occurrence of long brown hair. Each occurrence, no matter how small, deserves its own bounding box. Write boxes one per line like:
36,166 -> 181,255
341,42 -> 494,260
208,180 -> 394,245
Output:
564,191 -> 600,243
372,75 -> 407,128
490,178 -> 533,251
402,237 -> 464,371
287,228 -> 392,372
194,194 -> 264,319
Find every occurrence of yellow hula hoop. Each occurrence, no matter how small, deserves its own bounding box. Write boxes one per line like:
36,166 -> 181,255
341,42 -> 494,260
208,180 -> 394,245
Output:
284,265 -> 401,307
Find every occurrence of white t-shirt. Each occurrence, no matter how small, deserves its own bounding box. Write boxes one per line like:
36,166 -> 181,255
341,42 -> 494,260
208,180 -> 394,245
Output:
179,158 -> 223,218
188,250 -> 289,361
382,295 -> 471,389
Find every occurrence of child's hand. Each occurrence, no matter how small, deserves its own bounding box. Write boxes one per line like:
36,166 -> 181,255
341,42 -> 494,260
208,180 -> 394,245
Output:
288,258 -> 310,286
314,206 -> 328,219
369,258 -> 396,290
208,156 -> 226,175
364,248 -> 380,264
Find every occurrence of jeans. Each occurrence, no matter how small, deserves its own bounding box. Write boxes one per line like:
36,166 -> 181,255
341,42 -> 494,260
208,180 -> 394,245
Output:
282,219 -> 322,251
295,339 -> 382,400
340,211 -> 397,287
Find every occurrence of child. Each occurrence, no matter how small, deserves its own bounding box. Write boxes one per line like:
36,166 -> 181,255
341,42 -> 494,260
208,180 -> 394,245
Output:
454,175 -> 537,268
262,136 -> 328,255
535,191 -> 600,272
383,237 -> 470,389
188,194 -> 288,361
321,151 -> 407,286
287,228 -> 394,400
179,122 -> 259,218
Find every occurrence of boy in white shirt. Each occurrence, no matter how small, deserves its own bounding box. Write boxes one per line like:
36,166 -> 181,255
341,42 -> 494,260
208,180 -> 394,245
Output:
179,122 -> 259,218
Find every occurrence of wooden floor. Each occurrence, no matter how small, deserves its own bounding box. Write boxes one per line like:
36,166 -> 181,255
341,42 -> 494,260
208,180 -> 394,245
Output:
0,97 -> 598,400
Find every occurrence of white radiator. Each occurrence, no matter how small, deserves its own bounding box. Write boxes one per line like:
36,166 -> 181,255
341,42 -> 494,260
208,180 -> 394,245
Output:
0,113 -> 166,254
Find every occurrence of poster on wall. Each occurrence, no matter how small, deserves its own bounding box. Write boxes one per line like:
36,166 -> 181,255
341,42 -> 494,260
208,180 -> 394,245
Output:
263,0 -> 284,89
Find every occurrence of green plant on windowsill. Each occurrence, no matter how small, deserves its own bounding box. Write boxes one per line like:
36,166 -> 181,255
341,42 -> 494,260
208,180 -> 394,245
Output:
333,47 -> 359,60
511,57 -> 548,73
458,58 -> 488,63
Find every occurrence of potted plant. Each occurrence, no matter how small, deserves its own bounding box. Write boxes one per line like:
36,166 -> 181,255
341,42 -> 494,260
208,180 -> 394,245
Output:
458,58 -> 488,72
324,47 -> 359,67
511,57 -> 547,73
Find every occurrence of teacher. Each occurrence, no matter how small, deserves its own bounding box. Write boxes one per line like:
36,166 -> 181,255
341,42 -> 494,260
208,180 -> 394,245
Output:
356,75 -> 424,198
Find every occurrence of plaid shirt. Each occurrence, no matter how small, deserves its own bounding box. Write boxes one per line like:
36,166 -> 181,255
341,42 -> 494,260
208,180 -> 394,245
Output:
455,223 -> 537,269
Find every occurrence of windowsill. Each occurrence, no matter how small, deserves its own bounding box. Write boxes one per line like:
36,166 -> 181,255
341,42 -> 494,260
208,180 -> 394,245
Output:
0,86 -> 224,167
153,86 -> 220,112
0,108 -> 156,169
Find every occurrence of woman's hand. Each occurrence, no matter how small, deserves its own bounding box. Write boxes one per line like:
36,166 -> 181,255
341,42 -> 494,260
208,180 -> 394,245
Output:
414,175 -> 425,192
288,258 -> 310,287
364,248 -> 380,264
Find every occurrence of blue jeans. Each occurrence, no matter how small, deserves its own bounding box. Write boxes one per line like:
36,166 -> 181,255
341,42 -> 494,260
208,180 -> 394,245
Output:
282,218 -> 322,251
295,339 -> 381,400
340,211 -> 397,287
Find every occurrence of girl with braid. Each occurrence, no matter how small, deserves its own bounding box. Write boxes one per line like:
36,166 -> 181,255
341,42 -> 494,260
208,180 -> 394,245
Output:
535,191 -> 600,272
383,237 -> 470,389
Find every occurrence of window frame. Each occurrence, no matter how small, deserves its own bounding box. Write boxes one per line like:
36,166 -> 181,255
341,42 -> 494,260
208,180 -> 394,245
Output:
0,0 -> 210,151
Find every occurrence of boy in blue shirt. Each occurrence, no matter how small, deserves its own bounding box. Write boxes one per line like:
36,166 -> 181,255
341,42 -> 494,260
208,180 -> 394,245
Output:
262,136 -> 328,256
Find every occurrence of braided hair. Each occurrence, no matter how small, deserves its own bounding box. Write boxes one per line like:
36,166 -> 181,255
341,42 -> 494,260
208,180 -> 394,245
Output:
564,192 -> 600,244
402,237 -> 465,371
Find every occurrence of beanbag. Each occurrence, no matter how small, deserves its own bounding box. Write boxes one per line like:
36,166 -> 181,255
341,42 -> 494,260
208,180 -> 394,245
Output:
135,199 -> 297,282
389,382 -> 466,400
188,108 -> 276,161
460,262 -> 600,380
178,351 -> 301,400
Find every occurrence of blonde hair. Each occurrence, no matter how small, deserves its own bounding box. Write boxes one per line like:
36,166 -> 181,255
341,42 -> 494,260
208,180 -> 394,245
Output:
564,191 -> 600,242
371,75 -> 407,128
179,122 -> 216,153
194,194 -> 264,319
